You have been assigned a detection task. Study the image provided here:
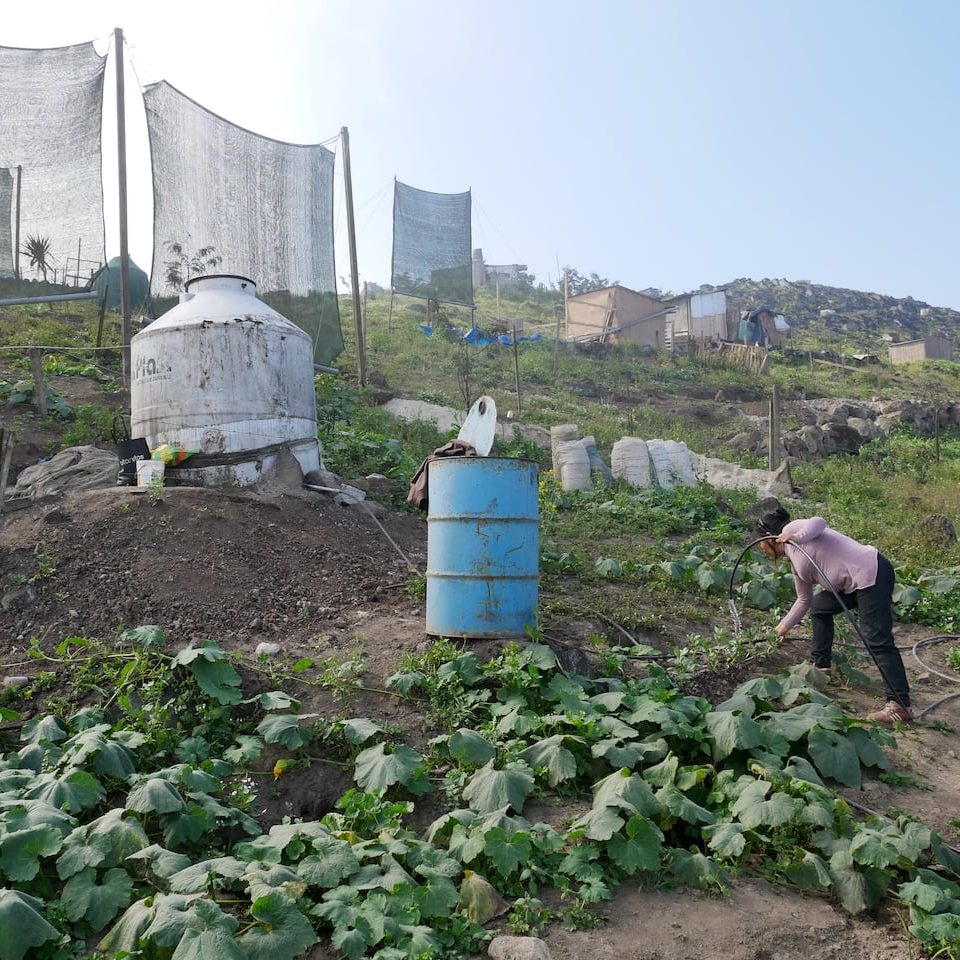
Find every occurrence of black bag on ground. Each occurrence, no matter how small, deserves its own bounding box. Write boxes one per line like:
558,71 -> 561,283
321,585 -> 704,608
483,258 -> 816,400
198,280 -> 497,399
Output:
113,415 -> 150,486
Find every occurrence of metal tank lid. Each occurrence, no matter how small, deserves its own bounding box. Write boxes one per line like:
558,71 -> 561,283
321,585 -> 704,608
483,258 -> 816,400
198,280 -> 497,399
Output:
138,273 -> 307,338
184,274 -> 257,294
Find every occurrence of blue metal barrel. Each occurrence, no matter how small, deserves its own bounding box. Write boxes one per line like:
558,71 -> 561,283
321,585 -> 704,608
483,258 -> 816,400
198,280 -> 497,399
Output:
427,457 -> 539,638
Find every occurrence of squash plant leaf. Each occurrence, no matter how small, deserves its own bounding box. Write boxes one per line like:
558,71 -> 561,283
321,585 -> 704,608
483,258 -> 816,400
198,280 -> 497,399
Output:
354,742 -> 429,795
126,843 -> 192,880
807,728 -> 862,789
462,761 -> 534,814
24,769 -> 105,813
0,825 -> 62,882
667,849 -> 727,890
482,827 -> 531,876
606,815 -> 663,873
19,715 -> 67,745
730,780 -> 801,829
256,714 -> 314,751
0,888 -> 60,960
845,727 -> 890,770
168,856 -> 247,894
459,870 -> 508,923
341,718 -> 384,747
298,837 -> 360,888
119,625 -> 166,648
592,768 -> 659,816
126,778 -> 186,815
170,898 -> 245,960
570,805 -> 625,842
705,710 -> 765,761
785,851 -> 832,891
447,728 -> 496,765
518,735 -> 582,787
224,735 -> 264,765
237,892 -> 317,960
61,866 -> 133,930
703,821 -> 748,860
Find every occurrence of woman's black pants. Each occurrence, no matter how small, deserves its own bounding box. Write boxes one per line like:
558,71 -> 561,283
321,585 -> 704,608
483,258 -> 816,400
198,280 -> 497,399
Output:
809,554 -> 911,707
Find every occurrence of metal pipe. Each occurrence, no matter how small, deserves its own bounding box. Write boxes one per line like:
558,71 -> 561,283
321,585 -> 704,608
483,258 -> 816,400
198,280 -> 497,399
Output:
0,292 -> 99,306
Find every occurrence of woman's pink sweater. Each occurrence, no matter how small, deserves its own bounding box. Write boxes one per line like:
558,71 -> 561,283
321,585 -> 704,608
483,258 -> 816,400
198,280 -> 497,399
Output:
776,517 -> 879,632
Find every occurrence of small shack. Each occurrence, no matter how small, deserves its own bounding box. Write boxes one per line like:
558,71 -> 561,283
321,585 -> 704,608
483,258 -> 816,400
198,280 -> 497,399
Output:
662,290 -> 727,349
565,285 -> 669,348
888,336 -> 954,364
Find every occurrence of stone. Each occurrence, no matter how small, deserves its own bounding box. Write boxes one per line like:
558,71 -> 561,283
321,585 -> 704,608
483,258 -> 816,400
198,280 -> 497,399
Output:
728,430 -> 762,453
2,585 -> 37,613
919,515 -> 957,547
2,676 -> 29,689
303,468 -> 343,490
799,424 -> 823,454
847,417 -> 881,441
820,422 -> 864,455
364,473 -> 395,497
335,484 -> 367,506
488,936 -> 553,960
254,642 -> 282,658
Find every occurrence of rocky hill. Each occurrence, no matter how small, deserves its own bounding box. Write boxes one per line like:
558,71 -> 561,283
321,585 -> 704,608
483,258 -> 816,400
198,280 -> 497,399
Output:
706,277 -> 960,343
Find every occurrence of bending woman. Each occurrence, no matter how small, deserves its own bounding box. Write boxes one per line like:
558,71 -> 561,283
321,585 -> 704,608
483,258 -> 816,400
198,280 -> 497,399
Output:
754,506 -> 912,725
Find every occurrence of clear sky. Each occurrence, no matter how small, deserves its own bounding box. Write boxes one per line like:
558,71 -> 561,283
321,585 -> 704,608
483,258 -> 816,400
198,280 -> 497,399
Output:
5,0 -> 960,307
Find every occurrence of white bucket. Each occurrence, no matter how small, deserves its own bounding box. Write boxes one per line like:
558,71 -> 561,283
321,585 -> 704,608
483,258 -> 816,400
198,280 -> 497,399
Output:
136,460 -> 165,488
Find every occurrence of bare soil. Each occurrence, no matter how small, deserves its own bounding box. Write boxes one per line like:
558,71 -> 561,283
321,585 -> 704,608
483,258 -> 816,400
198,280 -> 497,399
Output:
1,388 -> 958,959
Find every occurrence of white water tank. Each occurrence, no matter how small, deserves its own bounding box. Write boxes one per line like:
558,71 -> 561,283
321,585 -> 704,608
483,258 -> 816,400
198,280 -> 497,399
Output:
130,275 -> 321,487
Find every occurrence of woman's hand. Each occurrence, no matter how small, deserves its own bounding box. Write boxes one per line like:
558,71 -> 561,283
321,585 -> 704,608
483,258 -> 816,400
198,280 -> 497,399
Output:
775,623 -> 790,638
776,532 -> 791,544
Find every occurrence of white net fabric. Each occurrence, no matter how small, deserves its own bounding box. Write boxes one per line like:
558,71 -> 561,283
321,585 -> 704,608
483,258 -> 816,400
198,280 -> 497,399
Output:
0,42 -> 106,285
144,81 -> 342,362
0,169 -> 13,278
392,181 -> 472,305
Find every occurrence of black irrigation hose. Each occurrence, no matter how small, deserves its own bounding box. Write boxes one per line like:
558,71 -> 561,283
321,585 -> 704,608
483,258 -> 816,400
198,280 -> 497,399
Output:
729,536 -> 920,714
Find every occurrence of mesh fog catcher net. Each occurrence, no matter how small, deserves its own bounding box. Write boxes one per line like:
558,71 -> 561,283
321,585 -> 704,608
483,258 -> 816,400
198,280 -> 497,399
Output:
144,81 -> 343,364
391,181 -> 473,306
0,42 -> 107,285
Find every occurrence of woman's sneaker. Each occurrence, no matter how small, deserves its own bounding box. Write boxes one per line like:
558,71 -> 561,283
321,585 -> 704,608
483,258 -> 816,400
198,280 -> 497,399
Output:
866,702 -> 913,725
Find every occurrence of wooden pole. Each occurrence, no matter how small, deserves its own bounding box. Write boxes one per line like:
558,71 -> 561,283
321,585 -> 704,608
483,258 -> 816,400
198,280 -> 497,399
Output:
768,381 -> 781,471
14,165 -> 21,283
0,430 -> 13,515
496,277 -> 501,325
554,269 -> 567,375
114,28 -> 132,386
340,126 -> 366,386
96,289 -> 108,348
513,323 -> 522,419
30,349 -> 47,418
362,281 -> 368,344
934,404 -> 941,463
387,289 -> 394,333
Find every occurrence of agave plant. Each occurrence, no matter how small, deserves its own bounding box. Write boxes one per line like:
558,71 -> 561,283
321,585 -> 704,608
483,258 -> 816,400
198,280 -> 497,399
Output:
20,233 -> 56,282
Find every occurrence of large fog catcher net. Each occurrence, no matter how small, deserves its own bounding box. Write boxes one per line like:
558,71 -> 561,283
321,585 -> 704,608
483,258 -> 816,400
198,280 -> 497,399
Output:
144,81 -> 343,364
0,42 -> 106,284
391,181 -> 472,306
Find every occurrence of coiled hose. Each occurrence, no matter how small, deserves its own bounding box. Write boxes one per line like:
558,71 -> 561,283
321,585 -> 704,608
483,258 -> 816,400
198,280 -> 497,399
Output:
729,536 -> 960,718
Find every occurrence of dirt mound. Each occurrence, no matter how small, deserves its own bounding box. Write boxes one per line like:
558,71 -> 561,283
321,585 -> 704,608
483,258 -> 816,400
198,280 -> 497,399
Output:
0,485 -> 427,650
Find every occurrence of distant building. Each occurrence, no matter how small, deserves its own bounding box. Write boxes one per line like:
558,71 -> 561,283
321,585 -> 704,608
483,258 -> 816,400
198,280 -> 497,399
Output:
471,248 -> 528,288
888,336 -> 954,364
661,290 -> 728,348
565,285 -> 670,348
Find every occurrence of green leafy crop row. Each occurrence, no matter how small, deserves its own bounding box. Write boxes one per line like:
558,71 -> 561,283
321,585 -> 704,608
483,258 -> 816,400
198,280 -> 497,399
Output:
2,629 -> 956,959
